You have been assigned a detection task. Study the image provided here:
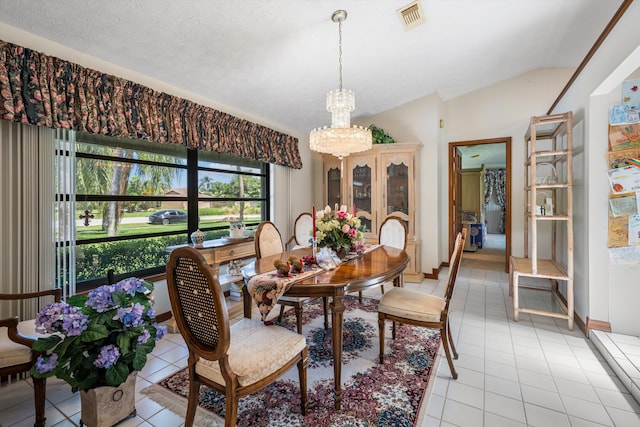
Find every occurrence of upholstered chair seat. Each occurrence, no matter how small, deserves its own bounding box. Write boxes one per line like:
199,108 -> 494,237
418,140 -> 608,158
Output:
195,318 -> 306,387
378,289 -> 446,323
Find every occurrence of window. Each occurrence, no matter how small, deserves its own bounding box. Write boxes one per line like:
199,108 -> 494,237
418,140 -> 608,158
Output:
55,131 -> 269,292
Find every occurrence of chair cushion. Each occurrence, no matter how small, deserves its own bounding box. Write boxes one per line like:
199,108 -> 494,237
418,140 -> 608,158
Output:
0,325 -> 32,368
196,318 -> 306,387
378,288 -> 445,323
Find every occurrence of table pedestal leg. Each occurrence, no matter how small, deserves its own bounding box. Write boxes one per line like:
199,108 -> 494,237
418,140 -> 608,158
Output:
331,291 -> 345,410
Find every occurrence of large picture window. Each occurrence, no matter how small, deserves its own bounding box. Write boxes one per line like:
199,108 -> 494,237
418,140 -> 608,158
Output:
56,132 -> 269,292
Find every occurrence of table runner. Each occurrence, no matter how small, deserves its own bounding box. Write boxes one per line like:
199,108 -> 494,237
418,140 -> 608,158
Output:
247,245 -> 381,321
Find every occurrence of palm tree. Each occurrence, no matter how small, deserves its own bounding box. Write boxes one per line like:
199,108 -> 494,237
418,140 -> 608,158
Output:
75,142 -> 180,237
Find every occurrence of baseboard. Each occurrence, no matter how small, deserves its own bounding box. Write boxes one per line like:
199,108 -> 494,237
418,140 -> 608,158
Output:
552,287 -> 588,336
423,264 -> 445,280
586,317 -> 612,337
423,270 -> 439,280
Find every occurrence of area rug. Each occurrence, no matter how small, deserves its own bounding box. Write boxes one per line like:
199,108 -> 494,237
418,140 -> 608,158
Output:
142,295 -> 441,426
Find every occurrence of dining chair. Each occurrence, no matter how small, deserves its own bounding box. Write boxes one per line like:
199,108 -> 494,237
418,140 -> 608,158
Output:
0,288 -> 62,427
166,246 -> 308,427
254,221 -> 328,333
355,215 -> 408,302
377,227 -> 466,379
286,212 -> 313,250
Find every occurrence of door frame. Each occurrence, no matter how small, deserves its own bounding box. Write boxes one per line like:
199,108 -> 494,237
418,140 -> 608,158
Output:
448,137 -> 511,271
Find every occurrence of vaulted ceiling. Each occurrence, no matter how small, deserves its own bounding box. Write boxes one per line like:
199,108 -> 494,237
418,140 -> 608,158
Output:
0,0 -> 625,135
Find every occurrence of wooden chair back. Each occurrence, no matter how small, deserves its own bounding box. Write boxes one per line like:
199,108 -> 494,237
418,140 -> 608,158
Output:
379,215 -> 407,250
255,221 -> 284,258
443,228 -> 467,305
166,247 -> 230,361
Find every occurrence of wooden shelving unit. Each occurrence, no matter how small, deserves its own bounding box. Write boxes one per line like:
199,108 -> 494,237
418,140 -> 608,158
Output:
510,112 -> 574,330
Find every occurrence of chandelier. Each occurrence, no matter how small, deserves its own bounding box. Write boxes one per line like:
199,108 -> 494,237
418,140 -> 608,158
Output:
309,10 -> 372,160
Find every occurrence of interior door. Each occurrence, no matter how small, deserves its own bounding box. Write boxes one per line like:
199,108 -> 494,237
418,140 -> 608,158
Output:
449,147 -> 463,257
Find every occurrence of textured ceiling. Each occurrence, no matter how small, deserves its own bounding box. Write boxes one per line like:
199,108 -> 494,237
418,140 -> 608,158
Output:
0,0 -> 624,136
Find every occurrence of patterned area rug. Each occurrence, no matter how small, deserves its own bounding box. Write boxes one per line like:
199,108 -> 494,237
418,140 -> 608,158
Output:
142,296 -> 441,427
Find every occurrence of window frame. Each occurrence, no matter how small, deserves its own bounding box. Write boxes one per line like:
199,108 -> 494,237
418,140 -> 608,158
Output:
58,132 -> 270,292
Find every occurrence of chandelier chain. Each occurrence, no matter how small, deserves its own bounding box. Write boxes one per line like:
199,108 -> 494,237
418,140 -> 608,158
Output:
338,19 -> 343,91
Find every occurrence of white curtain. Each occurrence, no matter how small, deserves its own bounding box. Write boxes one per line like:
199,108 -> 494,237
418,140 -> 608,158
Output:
0,121 -> 55,319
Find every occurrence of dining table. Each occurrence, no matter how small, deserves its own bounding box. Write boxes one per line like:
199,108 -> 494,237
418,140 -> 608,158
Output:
241,244 -> 409,410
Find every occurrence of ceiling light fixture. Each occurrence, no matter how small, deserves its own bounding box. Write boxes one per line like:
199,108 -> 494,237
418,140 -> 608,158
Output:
309,10 -> 372,160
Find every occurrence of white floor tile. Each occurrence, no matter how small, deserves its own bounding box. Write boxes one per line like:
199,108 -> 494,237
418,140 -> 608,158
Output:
524,403 -> 571,427
560,394 -> 614,426
446,381 -> 484,409
484,391 -> 526,423
521,384 -> 565,412
6,263 -> 640,427
441,399 -> 484,427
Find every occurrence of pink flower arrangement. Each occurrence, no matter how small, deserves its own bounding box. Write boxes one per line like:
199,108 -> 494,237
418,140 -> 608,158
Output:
315,205 -> 364,255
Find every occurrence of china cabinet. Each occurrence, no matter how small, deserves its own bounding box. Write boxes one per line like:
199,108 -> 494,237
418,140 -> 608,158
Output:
510,112 -> 574,330
323,142 -> 422,281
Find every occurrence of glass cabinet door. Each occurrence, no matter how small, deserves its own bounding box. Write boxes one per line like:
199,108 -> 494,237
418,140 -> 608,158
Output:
348,154 -> 376,236
323,157 -> 342,208
381,152 -> 414,237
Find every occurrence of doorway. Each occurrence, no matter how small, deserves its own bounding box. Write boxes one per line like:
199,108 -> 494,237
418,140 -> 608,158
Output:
448,138 -> 511,271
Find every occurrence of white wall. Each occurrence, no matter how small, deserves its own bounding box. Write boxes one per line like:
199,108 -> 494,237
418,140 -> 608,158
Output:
552,1 -> 640,334
352,69 -> 573,274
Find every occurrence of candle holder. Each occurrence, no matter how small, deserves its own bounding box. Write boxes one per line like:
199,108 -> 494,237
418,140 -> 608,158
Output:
312,238 -> 318,256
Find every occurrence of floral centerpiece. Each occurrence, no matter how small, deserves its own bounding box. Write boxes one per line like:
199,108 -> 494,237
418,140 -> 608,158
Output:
31,277 -> 166,392
315,205 -> 364,258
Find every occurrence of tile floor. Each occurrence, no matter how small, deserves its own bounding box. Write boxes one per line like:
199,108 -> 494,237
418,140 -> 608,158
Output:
2,259 -> 640,427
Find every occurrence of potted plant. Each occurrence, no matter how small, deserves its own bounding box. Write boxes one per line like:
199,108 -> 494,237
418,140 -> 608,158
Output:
368,124 -> 395,144
315,205 -> 365,258
31,277 -> 166,427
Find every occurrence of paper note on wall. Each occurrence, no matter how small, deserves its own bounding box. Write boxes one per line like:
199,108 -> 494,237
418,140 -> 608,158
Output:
608,165 -> 640,194
629,215 -> 640,246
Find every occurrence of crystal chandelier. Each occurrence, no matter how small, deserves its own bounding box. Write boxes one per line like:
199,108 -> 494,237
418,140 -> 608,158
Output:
309,10 -> 372,160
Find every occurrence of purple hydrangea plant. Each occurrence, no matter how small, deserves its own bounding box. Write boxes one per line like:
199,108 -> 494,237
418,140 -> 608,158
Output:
30,278 -> 165,392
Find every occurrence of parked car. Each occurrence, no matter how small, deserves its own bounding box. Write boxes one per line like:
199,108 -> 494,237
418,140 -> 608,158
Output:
148,209 -> 187,225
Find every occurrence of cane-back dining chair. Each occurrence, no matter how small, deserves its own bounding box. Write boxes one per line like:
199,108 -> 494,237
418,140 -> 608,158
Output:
378,228 -> 466,379
0,288 -> 62,427
254,221 -> 328,333
166,247 -> 308,427
285,212 -> 313,250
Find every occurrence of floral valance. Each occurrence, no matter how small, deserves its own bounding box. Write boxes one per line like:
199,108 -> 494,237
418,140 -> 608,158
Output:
0,39 -> 302,169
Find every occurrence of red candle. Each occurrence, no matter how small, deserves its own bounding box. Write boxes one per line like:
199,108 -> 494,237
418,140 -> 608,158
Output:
312,205 -> 316,239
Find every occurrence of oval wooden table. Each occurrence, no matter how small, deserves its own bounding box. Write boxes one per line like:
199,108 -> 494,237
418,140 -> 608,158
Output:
242,245 -> 409,410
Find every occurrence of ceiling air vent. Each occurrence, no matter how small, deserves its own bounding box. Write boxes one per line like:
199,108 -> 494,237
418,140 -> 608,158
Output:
397,1 -> 426,31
